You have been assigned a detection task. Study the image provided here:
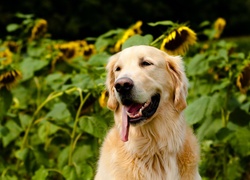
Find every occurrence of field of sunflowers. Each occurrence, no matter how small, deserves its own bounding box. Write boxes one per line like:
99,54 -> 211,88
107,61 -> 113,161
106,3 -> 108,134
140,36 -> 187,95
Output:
0,14 -> 250,180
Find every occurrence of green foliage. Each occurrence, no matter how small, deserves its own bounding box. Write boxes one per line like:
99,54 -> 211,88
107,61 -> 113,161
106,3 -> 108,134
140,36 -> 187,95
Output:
0,14 -> 250,180
0,14 -> 113,180
185,33 -> 250,179
122,34 -> 153,50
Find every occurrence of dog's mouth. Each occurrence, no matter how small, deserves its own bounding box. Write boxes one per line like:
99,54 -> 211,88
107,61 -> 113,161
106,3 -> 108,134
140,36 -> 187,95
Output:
121,94 -> 160,142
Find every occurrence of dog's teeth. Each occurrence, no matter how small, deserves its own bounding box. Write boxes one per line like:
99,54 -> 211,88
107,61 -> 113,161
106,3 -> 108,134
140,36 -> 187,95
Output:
126,110 -> 143,118
141,101 -> 149,110
144,100 -> 150,107
126,111 -> 132,117
126,111 -> 136,118
134,114 -> 139,118
125,99 -> 151,119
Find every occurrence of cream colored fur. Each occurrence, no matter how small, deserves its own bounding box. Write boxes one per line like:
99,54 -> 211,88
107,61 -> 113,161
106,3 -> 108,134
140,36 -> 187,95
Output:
95,45 -> 201,180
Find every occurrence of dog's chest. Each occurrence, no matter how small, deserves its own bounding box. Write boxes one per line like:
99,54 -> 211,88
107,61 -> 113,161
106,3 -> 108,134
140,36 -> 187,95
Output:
121,150 -> 180,180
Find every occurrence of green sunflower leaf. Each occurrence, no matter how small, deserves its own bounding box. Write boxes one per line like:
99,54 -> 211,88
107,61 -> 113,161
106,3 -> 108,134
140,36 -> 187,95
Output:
147,20 -> 174,27
88,53 -> 110,66
2,120 -> 23,147
122,34 -> 153,50
20,57 -> 49,81
185,96 -> 210,125
62,165 -> 78,180
79,115 -> 108,138
6,23 -> 20,32
187,54 -> 208,76
32,166 -> 48,180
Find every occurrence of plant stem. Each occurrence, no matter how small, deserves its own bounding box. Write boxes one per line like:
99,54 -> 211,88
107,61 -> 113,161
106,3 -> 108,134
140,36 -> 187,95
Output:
68,91 -> 90,165
47,168 -> 64,176
33,77 -> 41,108
1,167 -> 9,178
150,34 -> 165,46
222,143 -> 228,180
221,85 -> 231,178
20,87 -> 78,149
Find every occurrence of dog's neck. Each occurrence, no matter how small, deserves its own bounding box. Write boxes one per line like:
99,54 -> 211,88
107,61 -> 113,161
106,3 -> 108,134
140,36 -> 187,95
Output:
122,111 -> 186,156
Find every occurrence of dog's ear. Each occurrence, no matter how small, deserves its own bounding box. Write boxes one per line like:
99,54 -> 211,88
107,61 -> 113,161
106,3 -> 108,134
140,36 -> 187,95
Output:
165,54 -> 188,112
105,53 -> 119,111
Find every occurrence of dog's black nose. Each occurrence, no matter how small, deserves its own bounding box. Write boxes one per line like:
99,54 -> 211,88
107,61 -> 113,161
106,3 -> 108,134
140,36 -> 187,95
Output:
115,77 -> 134,93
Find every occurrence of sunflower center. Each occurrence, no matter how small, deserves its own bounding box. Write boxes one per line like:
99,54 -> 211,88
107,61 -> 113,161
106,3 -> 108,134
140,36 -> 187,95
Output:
164,30 -> 188,50
83,48 -> 93,57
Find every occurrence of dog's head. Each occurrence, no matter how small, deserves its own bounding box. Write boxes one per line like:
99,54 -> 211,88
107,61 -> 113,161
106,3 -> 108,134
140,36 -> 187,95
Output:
106,45 -> 188,141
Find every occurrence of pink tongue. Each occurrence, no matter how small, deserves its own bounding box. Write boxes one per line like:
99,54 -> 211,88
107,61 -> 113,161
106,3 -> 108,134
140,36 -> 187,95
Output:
121,104 -> 143,142
121,106 -> 129,142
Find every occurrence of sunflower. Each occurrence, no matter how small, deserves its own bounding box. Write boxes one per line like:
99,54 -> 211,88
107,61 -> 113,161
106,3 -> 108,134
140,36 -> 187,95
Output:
0,69 -> 22,90
57,42 -> 79,60
50,52 -> 64,72
236,63 -> 250,93
114,21 -> 143,52
0,48 -> 13,66
214,18 -> 226,39
160,26 -> 197,55
114,29 -> 135,52
99,90 -> 108,108
83,44 -> 96,59
30,19 -> 48,40
4,41 -> 19,53
76,40 -> 88,48
131,21 -> 143,34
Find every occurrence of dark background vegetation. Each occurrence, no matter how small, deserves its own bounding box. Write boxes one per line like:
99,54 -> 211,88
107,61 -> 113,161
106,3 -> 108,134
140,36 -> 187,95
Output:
1,0 -> 250,40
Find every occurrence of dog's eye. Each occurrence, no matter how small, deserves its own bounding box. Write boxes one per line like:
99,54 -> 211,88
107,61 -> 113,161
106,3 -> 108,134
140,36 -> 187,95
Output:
141,61 -> 153,67
115,66 -> 121,71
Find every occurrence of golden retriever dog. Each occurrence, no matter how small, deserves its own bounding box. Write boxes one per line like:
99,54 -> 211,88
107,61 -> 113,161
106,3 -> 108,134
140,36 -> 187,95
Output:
95,45 -> 201,180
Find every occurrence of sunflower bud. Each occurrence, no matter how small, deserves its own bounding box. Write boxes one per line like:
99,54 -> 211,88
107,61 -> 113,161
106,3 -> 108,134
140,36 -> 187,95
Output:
214,18 -> 226,39
99,91 -> 108,108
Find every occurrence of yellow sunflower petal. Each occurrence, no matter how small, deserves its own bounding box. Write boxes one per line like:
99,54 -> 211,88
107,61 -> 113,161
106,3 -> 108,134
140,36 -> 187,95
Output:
99,91 -> 108,108
0,48 -> 13,66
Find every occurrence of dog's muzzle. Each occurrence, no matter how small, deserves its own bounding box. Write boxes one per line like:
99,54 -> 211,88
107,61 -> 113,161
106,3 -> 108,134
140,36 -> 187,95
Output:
115,77 -> 160,142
